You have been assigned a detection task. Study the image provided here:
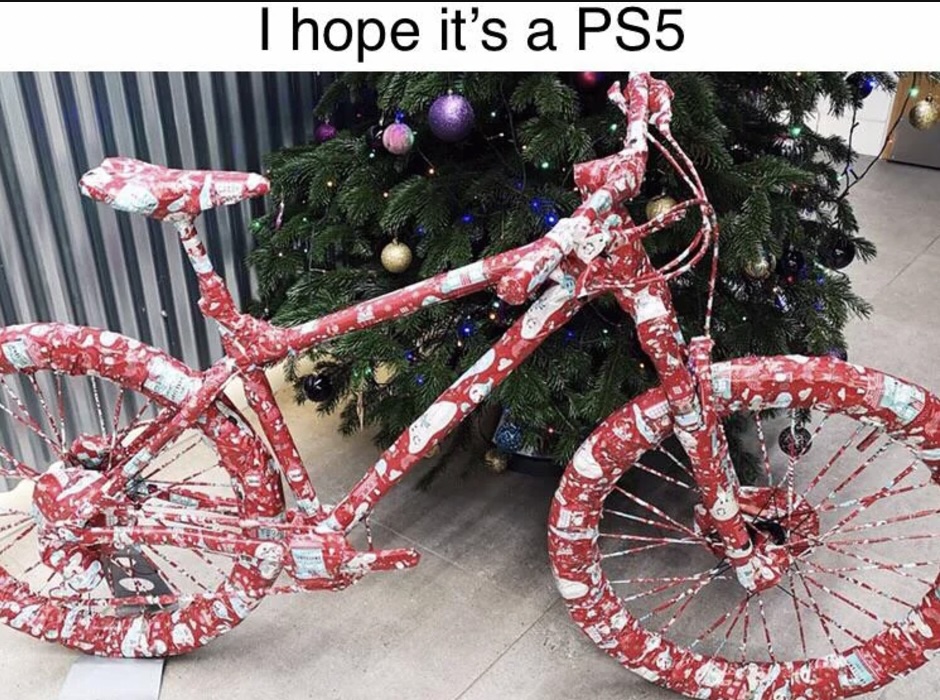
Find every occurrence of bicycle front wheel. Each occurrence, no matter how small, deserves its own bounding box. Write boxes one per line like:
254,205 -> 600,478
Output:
549,355 -> 940,699
0,323 -> 283,657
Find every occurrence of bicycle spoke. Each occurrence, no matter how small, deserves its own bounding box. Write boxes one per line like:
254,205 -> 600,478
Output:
0,443 -> 39,479
827,532 -> 940,547
109,386 -> 125,453
140,546 -> 193,595
632,460 -> 694,490
658,571 -> 724,636
618,567 -> 725,604
690,594 -> 748,653
604,507 -> 695,538
791,563 -> 859,648
90,378 -> 107,436
0,516 -> 33,536
637,566 -> 727,616
739,595 -> 751,661
137,438 -> 204,483
784,570 -> 809,658
26,374 -> 63,452
600,533 -> 702,546
54,372 -> 67,447
0,523 -> 35,556
804,423 -> 865,496
612,486 -> 703,540
815,543 -> 938,586
805,561 -> 917,611
602,539 -> 694,559
0,377 -> 60,454
752,412 -> 773,485
756,597 -> 776,663
823,441 -> 893,505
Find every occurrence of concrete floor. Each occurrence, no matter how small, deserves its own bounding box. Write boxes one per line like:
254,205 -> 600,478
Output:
2,159 -> 940,699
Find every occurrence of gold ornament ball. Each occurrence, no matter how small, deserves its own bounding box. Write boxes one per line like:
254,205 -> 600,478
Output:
380,240 -> 412,273
744,251 -> 776,280
646,195 -> 678,221
909,99 -> 939,131
484,448 -> 508,473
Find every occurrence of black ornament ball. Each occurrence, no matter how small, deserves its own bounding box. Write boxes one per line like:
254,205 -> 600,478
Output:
820,236 -> 856,270
303,373 -> 335,403
777,249 -> 806,285
778,425 -> 812,457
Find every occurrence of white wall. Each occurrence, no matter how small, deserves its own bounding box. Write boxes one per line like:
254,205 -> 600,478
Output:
813,88 -> 894,157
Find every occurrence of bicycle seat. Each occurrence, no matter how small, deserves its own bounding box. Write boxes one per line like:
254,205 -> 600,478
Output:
80,157 -> 269,221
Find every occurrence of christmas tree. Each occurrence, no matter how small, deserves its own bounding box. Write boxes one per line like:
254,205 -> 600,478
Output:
249,72 -> 892,473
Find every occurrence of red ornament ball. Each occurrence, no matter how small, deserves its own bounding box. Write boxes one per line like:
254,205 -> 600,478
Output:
381,122 -> 415,155
315,122 -> 337,143
576,72 -> 604,89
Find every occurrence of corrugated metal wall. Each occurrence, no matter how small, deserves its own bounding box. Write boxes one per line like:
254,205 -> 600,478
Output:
0,72 -> 326,472
0,71 -> 327,363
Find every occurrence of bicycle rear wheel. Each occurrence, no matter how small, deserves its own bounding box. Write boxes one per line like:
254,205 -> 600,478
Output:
0,323 -> 282,656
550,355 -> 940,699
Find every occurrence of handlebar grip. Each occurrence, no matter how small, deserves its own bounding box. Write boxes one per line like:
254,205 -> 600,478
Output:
496,237 -> 567,306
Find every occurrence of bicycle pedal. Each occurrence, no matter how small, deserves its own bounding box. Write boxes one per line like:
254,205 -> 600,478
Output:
340,547 -> 421,576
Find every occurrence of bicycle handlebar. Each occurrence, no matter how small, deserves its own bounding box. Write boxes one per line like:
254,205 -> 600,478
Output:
496,72 -> 676,305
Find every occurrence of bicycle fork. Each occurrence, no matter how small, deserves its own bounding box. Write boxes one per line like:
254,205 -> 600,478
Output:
616,277 -> 778,593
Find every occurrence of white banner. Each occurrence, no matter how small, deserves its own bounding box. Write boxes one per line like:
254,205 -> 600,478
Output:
0,2 -> 936,70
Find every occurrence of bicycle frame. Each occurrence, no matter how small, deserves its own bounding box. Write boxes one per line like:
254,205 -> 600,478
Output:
105,216 -> 591,537
92,72 -> 761,593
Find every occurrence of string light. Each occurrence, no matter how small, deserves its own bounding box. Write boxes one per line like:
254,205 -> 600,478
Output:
789,124 -> 803,138
415,374 -> 426,386
609,123 -> 618,132
544,211 -> 558,226
326,180 -> 334,188
369,151 -> 376,159
404,349 -> 417,363
910,86 -> 921,97
564,328 -> 577,342
458,319 -> 475,338
490,110 -> 497,118
461,213 -> 474,224
395,109 -> 406,123
427,167 -> 436,175
383,191 -> 390,198
547,426 -> 555,435
540,161 -> 550,170
488,311 -> 498,321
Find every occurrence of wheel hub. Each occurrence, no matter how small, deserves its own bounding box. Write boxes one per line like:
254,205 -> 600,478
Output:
694,486 -> 820,592
32,438 -> 116,596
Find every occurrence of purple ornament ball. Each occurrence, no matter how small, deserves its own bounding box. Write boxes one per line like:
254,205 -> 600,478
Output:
382,122 -> 415,155
315,122 -> 337,143
428,93 -> 475,142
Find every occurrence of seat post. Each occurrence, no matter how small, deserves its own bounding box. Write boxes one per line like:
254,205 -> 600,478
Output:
172,218 -> 241,329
